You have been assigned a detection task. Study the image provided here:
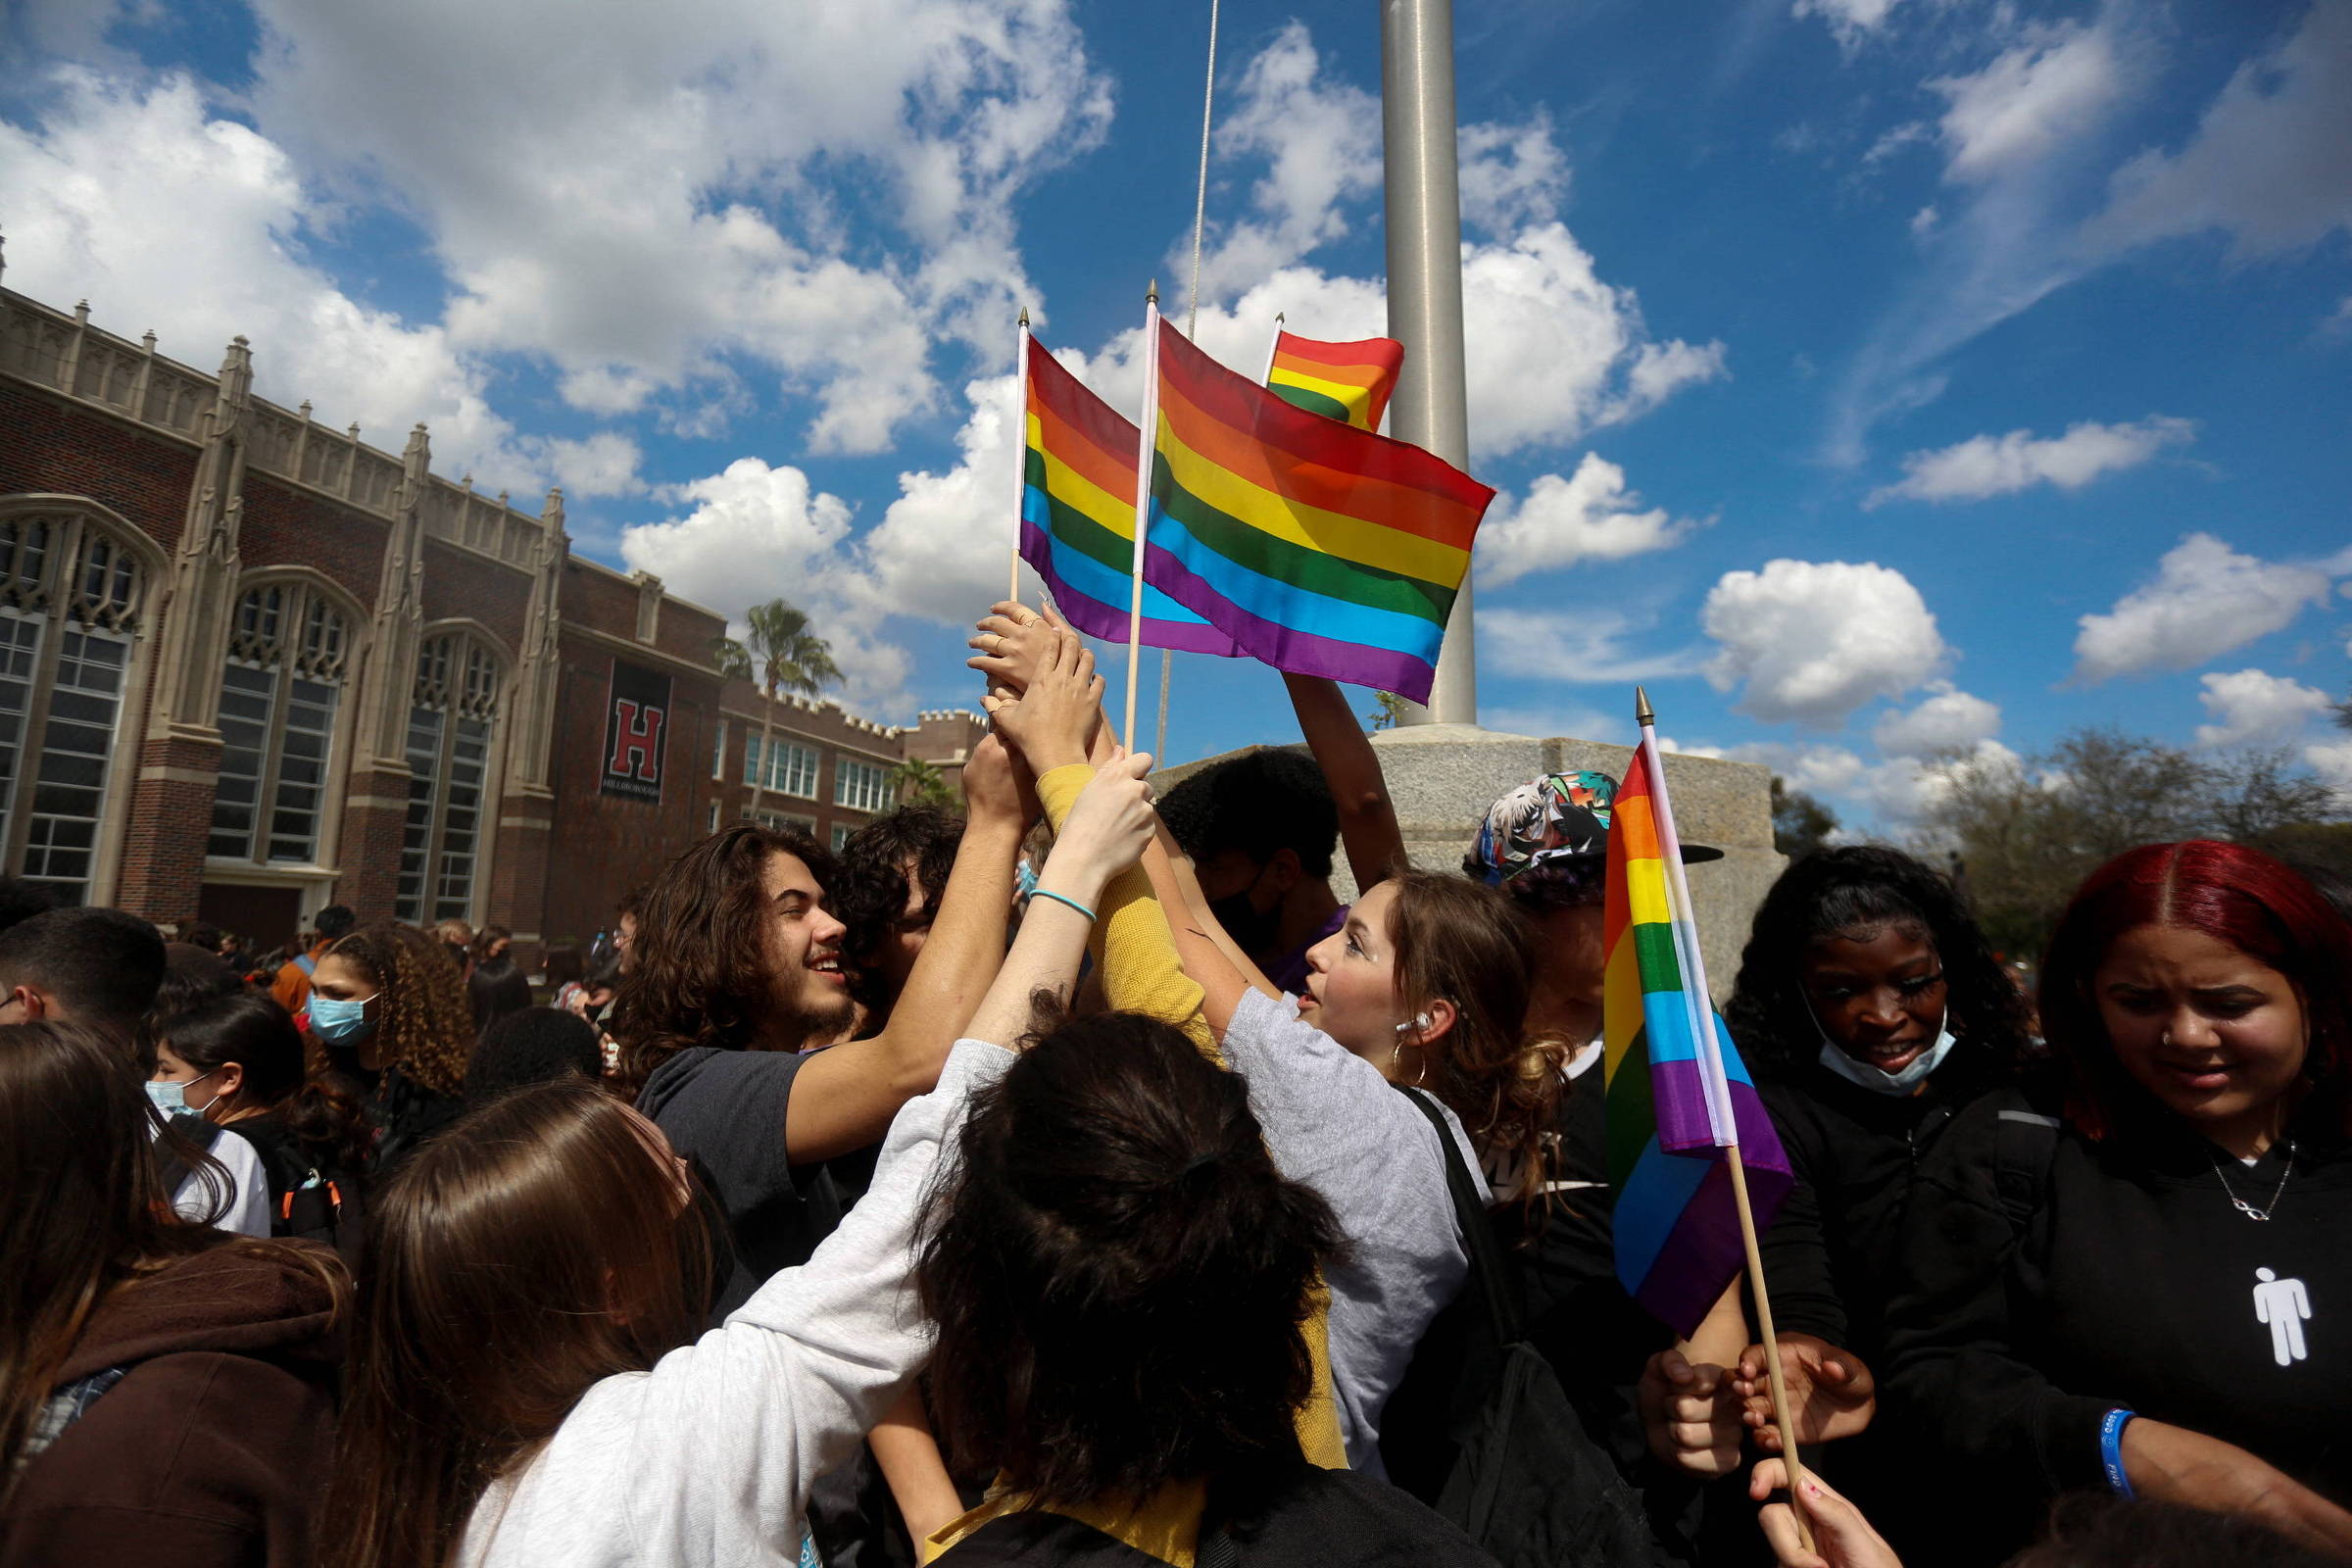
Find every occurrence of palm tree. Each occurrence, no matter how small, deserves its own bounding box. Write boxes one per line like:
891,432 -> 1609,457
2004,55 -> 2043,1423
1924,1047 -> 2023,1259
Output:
889,757 -> 956,810
727,599 -> 843,820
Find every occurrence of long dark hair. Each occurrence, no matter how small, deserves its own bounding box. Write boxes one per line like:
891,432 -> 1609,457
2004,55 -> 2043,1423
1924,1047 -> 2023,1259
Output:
322,923 -> 473,1100
612,822 -> 836,1098
320,1077 -> 712,1568
1726,846 -> 2033,1081
1383,869 -> 1565,1203
2039,841 -> 2352,1141
919,1009 -> 1342,1509
161,993 -> 373,1172
0,1020 -> 344,1491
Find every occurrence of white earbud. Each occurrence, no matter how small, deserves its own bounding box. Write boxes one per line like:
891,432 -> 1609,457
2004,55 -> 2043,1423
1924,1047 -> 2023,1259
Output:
1394,1012 -> 1434,1035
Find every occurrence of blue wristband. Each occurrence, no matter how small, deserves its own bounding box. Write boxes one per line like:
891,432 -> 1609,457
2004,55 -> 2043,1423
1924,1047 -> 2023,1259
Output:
1028,887 -> 1099,924
2100,1408 -> 2135,1498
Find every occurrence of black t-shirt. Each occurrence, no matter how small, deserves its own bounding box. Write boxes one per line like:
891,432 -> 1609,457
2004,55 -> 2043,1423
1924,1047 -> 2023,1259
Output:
637,1046 -> 860,1317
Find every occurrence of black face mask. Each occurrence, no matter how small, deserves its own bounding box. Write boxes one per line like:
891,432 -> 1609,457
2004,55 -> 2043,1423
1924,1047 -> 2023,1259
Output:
1209,884 -> 1280,957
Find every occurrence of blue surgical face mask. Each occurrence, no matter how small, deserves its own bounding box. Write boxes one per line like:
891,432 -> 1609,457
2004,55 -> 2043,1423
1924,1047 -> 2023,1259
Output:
1811,1000 -> 1957,1097
309,993 -> 378,1045
144,1079 -> 189,1114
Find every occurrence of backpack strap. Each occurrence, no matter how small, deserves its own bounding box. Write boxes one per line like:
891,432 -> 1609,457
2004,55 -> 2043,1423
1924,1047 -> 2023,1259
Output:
294,952 -> 318,976
1397,1087 -> 1526,1346
1991,1106 -> 2061,1234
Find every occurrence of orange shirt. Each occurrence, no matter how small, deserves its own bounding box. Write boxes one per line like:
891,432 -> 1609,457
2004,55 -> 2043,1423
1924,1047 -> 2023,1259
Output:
270,940 -> 332,1015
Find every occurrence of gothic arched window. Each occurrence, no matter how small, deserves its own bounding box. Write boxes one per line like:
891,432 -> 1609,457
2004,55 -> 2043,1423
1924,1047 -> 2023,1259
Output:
393,630 -> 504,924
0,507 -> 151,903
207,578 -> 356,865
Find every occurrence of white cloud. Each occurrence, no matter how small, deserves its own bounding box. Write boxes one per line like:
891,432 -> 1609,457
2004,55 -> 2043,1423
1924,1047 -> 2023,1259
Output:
1476,453 -> 1700,586
1192,22 -> 1383,292
2087,3 -> 2352,260
857,370 -> 1035,625
1063,223 -> 1722,462
1197,24 -> 1570,289
2308,739 -> 2352,806
1457,114 -> 1571,235
1865,415 -> 2193,506
0,69 -> 533,488
1483,703 -> 1618,742
242,0 -> 1112,453
1475,607 -> 1706,685
2193,668 -> 2332,749
1736,735 -> 2026,827
2072,533 -> 2334,683
1702,559 -> 1948,727
1909,204 -> 1940,237
618,457 -> 921,711
534,432 -> 646,499
1931,21 -> 2127,184
1656,737 -> 1727,759
1729,741 -> 1867,797
1874,681 -> 2002,758
1794,0 -> 1903,54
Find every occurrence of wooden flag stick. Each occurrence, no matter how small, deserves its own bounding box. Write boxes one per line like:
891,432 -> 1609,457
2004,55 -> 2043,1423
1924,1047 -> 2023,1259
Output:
1122,282 -> 1162,749
1634,686 -> 1814,1549
1009,307 -> 1030,608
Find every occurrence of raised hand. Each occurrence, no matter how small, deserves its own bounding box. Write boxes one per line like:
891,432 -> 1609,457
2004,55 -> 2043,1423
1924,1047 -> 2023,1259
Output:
967,600 -> 1071,697
1748,1458 -> 1900,1568
1036,747 -> 1157,906
984,623 -> 1102,774
1638,1348 -> 1744,1478
1735,1333 -> 1878,1449
957,731 -> 1042,831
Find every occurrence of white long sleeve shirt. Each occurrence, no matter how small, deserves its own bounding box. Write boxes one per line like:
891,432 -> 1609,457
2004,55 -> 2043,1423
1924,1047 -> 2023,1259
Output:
456,1039 -> 1009,1568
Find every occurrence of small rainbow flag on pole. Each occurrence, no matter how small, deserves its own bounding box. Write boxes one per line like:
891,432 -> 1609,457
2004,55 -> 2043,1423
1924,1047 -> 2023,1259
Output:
1140,318 -> 1493,704
1266,327 -> 1404,431
1016,327 -> 1240,658
1602,695 -> 1794,1338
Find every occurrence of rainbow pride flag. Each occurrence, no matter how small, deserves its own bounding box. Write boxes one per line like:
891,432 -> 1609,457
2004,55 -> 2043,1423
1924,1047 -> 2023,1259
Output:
1018,335 -> 1240,657
1142,318 -> 1493,704
1602,732 -> 1793,1338
1268,330 -> 1403,431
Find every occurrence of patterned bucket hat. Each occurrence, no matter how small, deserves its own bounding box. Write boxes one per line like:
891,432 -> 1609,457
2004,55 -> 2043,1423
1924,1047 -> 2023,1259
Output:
1466,769 -> 1720,888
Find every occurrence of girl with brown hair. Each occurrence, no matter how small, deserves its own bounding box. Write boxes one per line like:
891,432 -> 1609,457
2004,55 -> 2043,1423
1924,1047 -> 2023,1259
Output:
0,1019 -> 345,1564
310,921 -> 472,1169
319,751 -> 1161,1568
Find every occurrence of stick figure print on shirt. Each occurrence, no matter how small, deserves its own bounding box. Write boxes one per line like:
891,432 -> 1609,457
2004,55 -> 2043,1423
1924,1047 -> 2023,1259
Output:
2254,1268 -> 2312,1367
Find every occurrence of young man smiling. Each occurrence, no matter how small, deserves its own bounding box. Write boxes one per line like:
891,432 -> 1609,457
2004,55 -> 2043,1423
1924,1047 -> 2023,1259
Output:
615,734 -> 1036,1313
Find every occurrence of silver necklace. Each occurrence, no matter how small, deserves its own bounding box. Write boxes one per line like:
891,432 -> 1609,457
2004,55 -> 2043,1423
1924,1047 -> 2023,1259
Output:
2209,1140 -> 2295,1222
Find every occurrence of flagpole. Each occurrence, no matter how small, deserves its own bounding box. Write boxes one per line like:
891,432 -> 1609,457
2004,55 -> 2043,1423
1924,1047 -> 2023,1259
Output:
1260,310 -> 1285,384
1635,684 -> 1814,1547
1010,307 -> 1030,608
1124,283 -> 1162,749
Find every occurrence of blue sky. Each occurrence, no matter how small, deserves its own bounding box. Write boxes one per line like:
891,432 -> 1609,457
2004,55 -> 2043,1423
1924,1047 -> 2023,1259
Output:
3,0 -> 2347,828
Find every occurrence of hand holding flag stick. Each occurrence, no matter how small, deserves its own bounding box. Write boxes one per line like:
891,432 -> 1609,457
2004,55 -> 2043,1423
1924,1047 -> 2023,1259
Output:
1603,686 -> 1812,1546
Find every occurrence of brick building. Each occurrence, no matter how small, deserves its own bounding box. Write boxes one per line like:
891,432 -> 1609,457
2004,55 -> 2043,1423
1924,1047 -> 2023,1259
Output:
0,266 -> 984,956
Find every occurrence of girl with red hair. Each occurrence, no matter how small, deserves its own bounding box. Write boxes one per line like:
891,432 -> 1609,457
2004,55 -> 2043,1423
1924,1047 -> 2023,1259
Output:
1885,841 -> 2352,1563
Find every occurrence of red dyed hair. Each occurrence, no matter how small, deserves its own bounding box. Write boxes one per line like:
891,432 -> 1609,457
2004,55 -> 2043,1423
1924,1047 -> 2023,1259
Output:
2038,841 -> 2352,1139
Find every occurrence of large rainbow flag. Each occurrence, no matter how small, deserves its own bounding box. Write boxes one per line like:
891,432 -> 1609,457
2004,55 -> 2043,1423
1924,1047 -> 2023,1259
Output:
1017,335 -> 1240,656
1267,330 -> 1403,432
1602,732 -> 1793,1338
1143,318 -> 1493,704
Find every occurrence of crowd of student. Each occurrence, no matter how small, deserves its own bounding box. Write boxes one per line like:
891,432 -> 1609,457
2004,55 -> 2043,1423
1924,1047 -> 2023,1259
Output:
2,599 -> 2348,1568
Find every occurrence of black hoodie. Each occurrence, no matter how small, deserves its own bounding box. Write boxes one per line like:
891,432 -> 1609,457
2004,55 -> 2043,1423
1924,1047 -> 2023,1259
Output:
0,1239 -> 343,1568
1884,1087 -> 2352,1562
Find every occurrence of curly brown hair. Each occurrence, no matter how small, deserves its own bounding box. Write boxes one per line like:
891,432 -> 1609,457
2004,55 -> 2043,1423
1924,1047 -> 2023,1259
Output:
610,822 -> 840,1101
1385,868 -> 1566,1210
320,923 -> 474,1101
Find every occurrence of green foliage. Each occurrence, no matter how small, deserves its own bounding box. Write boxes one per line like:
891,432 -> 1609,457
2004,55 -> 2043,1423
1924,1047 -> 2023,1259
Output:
1770,777 -> 1839,860
889,757 -> 957,809
710,637 -> 754,681
741,599 -> 843,702
1365,691 -> 1410,732
1915,727 -> 2348,962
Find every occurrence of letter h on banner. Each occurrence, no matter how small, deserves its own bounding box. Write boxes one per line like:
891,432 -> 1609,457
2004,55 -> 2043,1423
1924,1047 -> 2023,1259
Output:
601,659 -> 673,805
